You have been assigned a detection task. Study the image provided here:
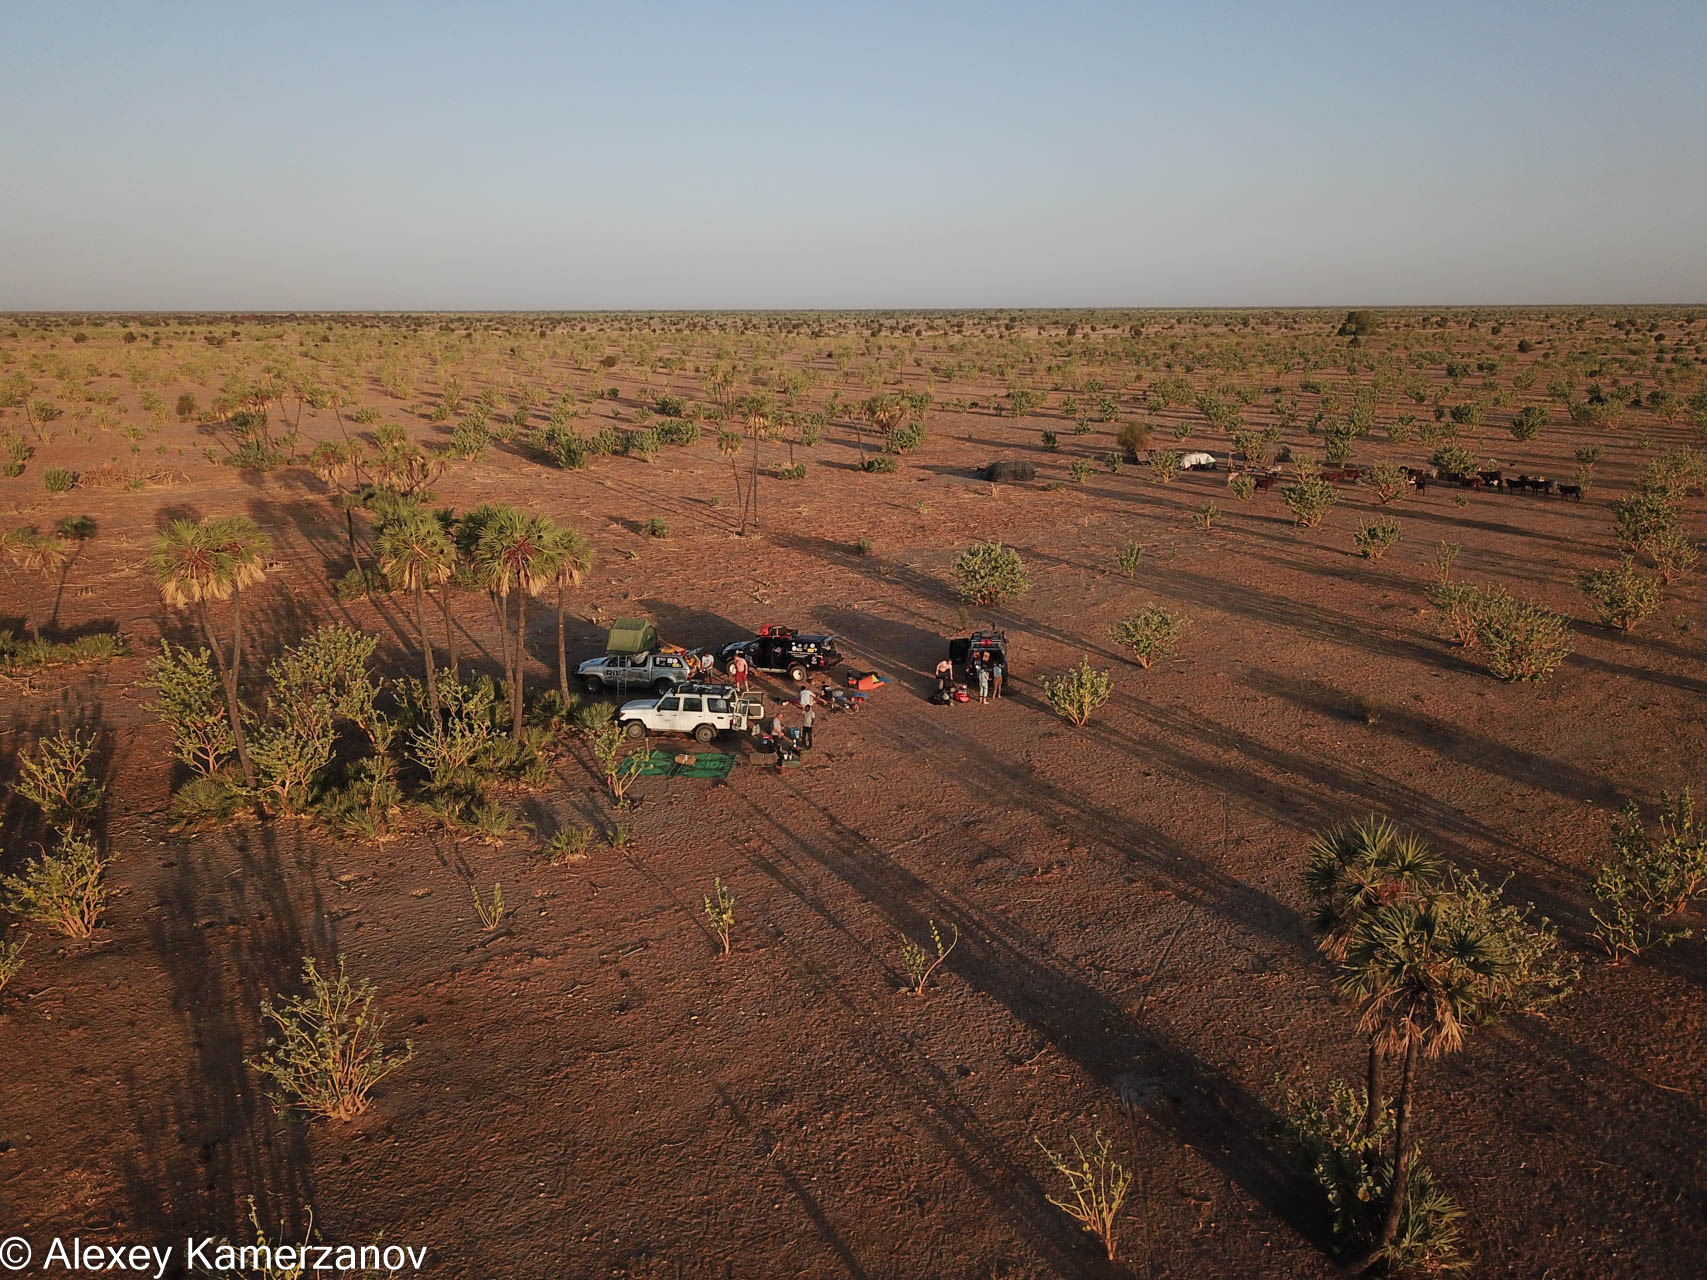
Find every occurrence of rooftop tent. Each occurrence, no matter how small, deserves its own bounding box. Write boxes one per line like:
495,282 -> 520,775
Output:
605,617 -> 658,655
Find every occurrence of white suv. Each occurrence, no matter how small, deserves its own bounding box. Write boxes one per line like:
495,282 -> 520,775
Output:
618,688 -> 766,742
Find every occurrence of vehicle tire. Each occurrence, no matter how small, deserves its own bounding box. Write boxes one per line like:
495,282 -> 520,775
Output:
623,720 -> 646,740
653,678 -> 675,695
787,662 -> 808,683
693,723 -> 716,743
583,675 -> 604,694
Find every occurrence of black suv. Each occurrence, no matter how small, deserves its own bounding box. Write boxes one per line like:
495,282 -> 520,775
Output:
718,625 -> 844,683
949,629 -> 1009,680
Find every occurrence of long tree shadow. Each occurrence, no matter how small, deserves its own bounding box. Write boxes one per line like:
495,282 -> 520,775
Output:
117,818 -> 338,1250
723,781 -> 1334,1264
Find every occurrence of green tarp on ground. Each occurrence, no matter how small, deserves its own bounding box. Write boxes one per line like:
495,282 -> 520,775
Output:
633,750 -> 737,779
606,617 -> 658,655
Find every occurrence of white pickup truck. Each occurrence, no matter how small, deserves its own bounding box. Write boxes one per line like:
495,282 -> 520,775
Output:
618,687 -> 766,743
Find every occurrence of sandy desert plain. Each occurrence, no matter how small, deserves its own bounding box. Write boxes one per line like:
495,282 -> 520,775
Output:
0,307 -> 1705,1278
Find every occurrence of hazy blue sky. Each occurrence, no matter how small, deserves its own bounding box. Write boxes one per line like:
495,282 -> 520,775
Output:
3,1 -> 1704,309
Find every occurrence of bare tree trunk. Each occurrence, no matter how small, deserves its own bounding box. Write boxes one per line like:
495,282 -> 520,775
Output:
491,589 -> 511,688
556,584 -> 569,705
344,506 -> 368,579
510,590 -> 528,737
439,587 -> 459,684
1376,1037 -> 1422,1252
1359,1042 -> 1386,1138
414,583 -> 440,720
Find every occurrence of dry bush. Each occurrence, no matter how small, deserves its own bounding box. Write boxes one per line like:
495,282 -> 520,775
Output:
251,956 -> 412,1122
1036,1132 -> 1132,1261
1043,657 -> 1112,725
1,833 -> 109,938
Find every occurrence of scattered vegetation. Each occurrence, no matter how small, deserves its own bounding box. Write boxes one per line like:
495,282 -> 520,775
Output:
1112,605 -> 1188,668
250,955 -> 412,1122
1042,657 -> 1112,726
952,541 -> 1029,607
1036,1132 -> 1132,1261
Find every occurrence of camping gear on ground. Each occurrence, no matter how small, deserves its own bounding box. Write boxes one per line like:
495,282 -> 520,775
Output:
846,670 -> 887,692
953,687 -> 971,703
632,750 -> 737,780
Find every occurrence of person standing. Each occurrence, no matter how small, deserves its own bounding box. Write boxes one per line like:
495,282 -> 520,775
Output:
934,657 -> 953,700
798,685 -> 815,749
991,657 -> 1005,699
731,651 -> 750,693
976,661 -> 991,704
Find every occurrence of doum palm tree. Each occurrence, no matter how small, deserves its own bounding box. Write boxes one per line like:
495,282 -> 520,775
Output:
376,510 -> 455,721
535,521 -> 594,705
1303,816 -> 1442,1136
472,505 -> 555,737
147,516 -> 269,788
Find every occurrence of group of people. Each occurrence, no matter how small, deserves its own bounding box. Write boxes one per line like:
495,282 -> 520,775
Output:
934,654 -> 1004,704
765,682 -> 814,765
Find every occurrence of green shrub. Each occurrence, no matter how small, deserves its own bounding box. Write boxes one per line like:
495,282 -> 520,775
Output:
446,416 -> 490,460
654,417 -> 700,447
1475,589 -> 1572,682
533,424 -> 588,469
860,455 -> 898,473
1510,405 -> 1547,440
1579,558 -> 1661,631
251,955 -> 412,1122
1100,451 -> 1122,474
1,832 -> 108,938
13,729 -> 103,831
1353,520 -> 1402,561
775,462 -> 807,480
653,394 -> 686,418
0,930 -> 24,998
884,420 -> 927,454
953,541 -> 1029,607
335,566 -> 387,600
145,641 -> 235,777
1042,657 -> 1112,726
641,517 -> 669,538
1283,474 -> 1337,527
250,625 -> 383,813
43,467 -> 77,492
547,825 -> 595,865
1275,1079 -> 1463,1274
0,629 -> 124,674
1115,541 -> 1144,577
1149,449 -> 1181,483
1227,471 -> 1256,501
1068,458 -> 1093,483
168,773 -> 246,831
1589,792 -> 1707,962
1113,605 -> 1188,668
1359,461 -> 1408,505
1,430 -> 30,476
572,699 -> 614,733
1429,443 -> 1480,476
852,537 -> 874,557
1427,581 -> 1483,647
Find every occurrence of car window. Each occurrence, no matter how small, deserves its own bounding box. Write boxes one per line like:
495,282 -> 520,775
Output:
707,697 -> 729,713
656,697 -> 680,712
659,656 -> 683,669
679,696 -> 701,712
